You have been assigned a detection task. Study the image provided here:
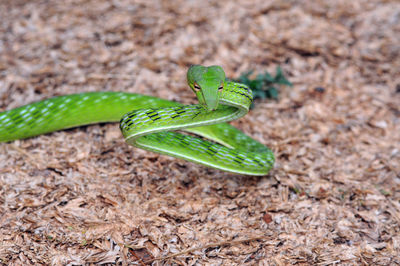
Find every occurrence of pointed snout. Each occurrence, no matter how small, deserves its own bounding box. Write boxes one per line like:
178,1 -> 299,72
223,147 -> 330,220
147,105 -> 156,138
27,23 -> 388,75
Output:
201,88 -> 219,111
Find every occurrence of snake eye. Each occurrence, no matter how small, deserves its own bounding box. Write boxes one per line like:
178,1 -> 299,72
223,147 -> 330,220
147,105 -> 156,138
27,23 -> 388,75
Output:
193,84 -> 201,91
218,86 -> 223,91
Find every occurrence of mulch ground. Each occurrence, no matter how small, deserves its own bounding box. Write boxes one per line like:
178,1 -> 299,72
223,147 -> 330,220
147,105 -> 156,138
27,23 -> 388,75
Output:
1,0 -> 399,265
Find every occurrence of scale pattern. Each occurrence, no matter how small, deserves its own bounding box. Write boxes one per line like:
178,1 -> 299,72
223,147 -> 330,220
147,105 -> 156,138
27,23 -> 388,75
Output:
120,81 -> 274,175
0,82 -> 274,175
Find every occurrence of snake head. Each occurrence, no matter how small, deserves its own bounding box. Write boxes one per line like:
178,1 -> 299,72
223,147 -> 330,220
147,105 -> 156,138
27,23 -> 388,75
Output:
187,65 -> 225,112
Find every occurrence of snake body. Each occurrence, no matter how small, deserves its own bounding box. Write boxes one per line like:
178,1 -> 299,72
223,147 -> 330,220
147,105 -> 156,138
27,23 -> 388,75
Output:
0,65 -> 274,175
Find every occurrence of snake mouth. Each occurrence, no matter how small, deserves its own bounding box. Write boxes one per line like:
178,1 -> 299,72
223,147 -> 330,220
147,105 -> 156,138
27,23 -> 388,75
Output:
199,103 -> 215,112
205,106 -> 217,112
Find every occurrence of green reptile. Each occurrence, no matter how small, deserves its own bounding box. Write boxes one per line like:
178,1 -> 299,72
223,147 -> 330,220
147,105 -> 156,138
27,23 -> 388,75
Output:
0,65 -> 274,175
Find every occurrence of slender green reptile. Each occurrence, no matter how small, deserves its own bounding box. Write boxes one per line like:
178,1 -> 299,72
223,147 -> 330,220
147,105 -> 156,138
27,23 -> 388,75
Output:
0,65 -> 274,175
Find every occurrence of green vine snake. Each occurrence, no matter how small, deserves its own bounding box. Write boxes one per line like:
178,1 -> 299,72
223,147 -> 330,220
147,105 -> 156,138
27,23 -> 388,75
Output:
0,65 -> 274,175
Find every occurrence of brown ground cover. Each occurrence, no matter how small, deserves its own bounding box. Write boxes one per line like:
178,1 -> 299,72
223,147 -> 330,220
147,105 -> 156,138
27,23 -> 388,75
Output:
0,0 -> 399,264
